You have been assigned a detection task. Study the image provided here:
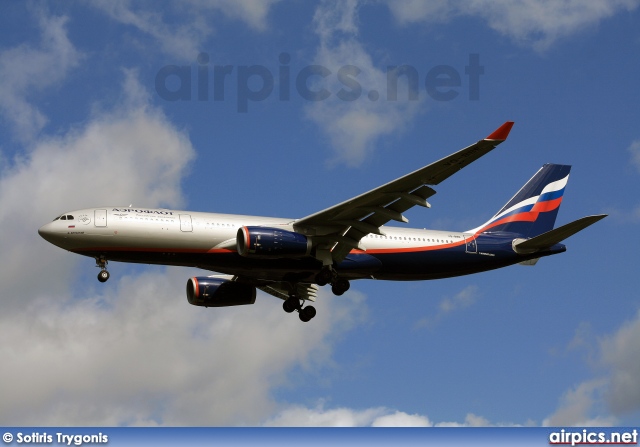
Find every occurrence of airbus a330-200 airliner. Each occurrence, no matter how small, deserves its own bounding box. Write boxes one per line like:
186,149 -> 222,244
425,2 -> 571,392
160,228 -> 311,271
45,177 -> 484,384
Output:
39,122 -> 606,322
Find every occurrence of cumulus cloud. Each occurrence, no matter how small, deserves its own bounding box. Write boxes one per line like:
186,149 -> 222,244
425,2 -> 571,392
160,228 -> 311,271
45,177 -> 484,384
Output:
414,285 -> 480,329
438,284 -> 479,313
265,402 -> 517,426
0,12 -> 81,142
0,266 -> 367,425
628,140 -> 640,173
92,0 -> 281,60
386,0 -> 640,51
544,311 -> 640,426
92,0 -> 211,60
0,70 -> 195,312
265,404 -> 398,427
601,310 -> 640,415
306,0 -> 422,166
543,379 -> 617,427
186,0 -> 282,31
0,66 -> 368,425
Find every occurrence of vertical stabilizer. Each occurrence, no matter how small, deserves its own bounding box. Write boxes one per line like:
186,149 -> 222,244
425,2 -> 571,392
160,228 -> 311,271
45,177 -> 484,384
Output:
468,164 -> 571,238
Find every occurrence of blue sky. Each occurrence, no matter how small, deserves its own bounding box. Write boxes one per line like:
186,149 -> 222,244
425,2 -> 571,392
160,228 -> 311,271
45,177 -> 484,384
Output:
1,0 -> 640,426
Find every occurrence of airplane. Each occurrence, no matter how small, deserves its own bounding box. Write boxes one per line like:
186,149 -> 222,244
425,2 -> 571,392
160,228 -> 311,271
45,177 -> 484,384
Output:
38,122 -> 606,322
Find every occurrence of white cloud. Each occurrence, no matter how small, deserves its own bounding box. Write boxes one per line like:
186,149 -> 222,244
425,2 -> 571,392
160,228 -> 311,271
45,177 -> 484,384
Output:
264,403 -> 518,426
265,404 -> 394,427
264,403 -> 435,427
187,0 -> 282,32
436,413 -> 497,427
543,379 -> 617,427
0,68 -> 368,425
544,311 -> 640,426
371,411 -> 433,427
0,12 -> 81,142
438,284 -> 478,313
92,0 -> 211,60
414,285 -> 479,329
0,267 -> 363,425
601,310 -> 640,415
628,140 -> 640,173
386,0 -> 640,51
92,0 -> 281,60
0,70 -> 195,312
306,0 -> 422,166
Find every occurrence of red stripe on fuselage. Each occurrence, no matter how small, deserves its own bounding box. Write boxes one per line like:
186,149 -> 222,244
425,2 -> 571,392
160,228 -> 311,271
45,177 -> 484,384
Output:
476,211 -> 539,234
353,239 -> 467,255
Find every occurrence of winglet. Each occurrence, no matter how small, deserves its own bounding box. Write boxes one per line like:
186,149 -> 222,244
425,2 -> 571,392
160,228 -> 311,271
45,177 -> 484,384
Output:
485,121 -> 514,141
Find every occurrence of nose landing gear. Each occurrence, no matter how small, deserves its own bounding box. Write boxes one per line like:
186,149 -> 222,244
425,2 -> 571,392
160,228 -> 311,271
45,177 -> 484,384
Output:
95,257 -> 110,283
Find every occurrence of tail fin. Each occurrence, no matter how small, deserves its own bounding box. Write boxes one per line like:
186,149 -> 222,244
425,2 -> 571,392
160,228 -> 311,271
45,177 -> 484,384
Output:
468,164 -> 571,238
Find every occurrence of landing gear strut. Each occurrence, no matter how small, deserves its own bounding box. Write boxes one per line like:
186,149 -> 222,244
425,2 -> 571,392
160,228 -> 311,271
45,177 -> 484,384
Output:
95,257 -> 110,283
282,294 -> 316,322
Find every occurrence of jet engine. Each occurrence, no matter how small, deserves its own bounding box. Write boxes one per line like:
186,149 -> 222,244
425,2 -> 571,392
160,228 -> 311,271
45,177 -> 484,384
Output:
237,226 -> 311,258
186,277 -> 256,307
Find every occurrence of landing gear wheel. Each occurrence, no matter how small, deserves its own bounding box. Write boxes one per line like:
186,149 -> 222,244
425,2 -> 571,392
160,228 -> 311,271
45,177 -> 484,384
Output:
95,256 -> 109,283
97,270 -> 110,283
315,268 -> 333,286
299,305 -> 316,322
331,278 -> 350,296
283,296 -> 300,313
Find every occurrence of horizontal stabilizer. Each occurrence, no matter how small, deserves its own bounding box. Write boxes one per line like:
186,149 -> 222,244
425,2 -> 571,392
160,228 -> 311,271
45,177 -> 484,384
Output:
513,214 -> 607,254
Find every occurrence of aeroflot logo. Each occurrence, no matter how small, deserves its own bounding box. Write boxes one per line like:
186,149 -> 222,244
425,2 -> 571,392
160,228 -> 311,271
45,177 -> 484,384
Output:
112,208 -> 174,215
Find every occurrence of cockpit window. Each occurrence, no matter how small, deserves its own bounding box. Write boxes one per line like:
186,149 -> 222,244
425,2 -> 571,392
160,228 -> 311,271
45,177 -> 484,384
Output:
53,216 -> 60,221
66,215 -> 74,220
60,215 -> 67,220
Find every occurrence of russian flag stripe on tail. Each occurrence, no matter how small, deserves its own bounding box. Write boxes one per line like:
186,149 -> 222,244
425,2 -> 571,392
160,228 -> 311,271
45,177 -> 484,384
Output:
468,164 -> 571,238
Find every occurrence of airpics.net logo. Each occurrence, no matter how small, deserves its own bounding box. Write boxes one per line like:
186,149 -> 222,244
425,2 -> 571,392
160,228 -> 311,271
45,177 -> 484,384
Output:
549,429 -> 638,446
155,52 -> 484,112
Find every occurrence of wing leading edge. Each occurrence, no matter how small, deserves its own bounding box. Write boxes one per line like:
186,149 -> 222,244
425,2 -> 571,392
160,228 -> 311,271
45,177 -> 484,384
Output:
293,121 -> 515,263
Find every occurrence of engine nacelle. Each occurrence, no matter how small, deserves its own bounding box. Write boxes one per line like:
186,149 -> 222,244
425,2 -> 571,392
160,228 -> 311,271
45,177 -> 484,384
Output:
186,277 -> 256,307
237,226 -> 311,258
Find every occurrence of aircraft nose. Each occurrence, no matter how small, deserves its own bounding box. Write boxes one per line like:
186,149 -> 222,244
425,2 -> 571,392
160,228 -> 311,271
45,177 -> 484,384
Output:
38,222 -> 57,243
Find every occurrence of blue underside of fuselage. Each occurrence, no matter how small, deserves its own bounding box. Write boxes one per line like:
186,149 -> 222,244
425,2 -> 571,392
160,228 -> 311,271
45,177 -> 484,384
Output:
74,233 -> 566,283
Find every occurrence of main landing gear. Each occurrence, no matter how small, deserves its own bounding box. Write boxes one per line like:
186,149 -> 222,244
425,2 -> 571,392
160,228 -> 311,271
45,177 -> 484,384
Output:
315,267 -> 350,296
281,267 -> 349,323
282,295 -> 317,323
95,257 -> 110,283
